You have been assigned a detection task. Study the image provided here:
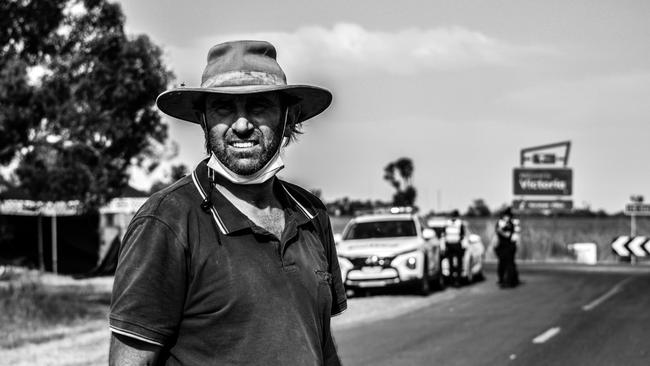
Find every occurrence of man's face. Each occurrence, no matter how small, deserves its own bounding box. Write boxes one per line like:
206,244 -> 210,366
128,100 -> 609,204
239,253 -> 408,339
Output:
205,93 -> 284,175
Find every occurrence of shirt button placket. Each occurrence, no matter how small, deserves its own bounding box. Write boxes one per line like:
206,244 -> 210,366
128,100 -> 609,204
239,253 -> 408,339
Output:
273,239 -> 284,268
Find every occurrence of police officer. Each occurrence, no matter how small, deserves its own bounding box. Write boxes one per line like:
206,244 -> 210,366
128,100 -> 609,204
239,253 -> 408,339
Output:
443,210 -> 466,285
495,207 -> 520,288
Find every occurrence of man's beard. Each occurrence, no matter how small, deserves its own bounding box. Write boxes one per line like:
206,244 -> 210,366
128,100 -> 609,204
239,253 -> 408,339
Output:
209,129 -> 282,176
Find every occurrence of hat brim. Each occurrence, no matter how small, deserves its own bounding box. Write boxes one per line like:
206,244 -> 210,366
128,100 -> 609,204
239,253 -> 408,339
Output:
156,84 -> 332,124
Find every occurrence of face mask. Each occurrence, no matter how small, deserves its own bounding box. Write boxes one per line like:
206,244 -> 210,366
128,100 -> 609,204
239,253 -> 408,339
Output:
206,108 -> 289,185
207,137 -> 287,185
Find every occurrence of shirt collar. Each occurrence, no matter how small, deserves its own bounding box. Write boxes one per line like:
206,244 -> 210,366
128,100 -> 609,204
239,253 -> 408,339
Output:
191,159 -> 316,235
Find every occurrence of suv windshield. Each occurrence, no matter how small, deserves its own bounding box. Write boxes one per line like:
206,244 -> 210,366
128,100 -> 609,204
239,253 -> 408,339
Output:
344,220 -> 417,240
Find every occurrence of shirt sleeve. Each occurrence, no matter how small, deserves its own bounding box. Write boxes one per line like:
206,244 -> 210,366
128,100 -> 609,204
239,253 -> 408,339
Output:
323,215 -> 347,317
109,216 -> 188,346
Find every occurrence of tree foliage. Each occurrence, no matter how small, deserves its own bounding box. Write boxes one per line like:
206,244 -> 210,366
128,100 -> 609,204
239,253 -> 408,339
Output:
149,163 -> 189,194
0,0 -> 173,210
465,198 -> 491,217
383,157 -> 417,206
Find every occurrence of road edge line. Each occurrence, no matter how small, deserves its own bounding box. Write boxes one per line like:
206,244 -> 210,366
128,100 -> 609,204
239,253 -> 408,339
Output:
532,327 -> 561,344
582,277 -> 633,312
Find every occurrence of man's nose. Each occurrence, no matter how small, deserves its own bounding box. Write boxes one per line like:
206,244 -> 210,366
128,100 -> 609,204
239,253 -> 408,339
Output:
231,116 -> 253,134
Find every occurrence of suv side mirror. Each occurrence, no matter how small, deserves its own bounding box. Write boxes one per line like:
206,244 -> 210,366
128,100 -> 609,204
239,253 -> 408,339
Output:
422,228 -> 435,240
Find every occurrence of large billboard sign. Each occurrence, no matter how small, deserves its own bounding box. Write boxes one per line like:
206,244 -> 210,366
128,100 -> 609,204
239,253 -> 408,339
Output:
513,168 -> 572,196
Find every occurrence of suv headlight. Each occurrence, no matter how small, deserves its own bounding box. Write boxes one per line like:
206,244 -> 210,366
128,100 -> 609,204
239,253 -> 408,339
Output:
392,250 -> 423,271
406,256 -> 417,270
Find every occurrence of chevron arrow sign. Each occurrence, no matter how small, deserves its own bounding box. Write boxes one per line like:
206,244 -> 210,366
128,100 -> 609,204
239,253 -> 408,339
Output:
611,236 -> 650,257
628,237 -> 648,257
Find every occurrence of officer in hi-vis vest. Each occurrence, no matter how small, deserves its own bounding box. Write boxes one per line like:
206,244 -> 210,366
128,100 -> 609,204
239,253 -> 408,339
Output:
443,210 -> 466,285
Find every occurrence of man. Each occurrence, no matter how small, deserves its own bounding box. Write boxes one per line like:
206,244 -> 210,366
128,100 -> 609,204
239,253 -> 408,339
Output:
495,207 -> 520,288
109,40 -> 347,365
443,210 -> 466,285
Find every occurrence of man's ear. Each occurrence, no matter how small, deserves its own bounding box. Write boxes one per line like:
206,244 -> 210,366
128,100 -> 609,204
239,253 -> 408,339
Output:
284,105 -> 301,136
289,105 -> 301,124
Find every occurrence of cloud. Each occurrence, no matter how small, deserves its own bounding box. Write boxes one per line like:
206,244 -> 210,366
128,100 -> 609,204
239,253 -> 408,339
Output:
501,72 -> 650,122
169,23 -> 552,83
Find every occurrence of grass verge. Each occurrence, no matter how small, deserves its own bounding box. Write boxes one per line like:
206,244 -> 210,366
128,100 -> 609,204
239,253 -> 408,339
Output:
0,268 -> 111,349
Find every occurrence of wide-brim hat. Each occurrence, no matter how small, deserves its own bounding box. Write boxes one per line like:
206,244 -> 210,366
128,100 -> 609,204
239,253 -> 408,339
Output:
156,40 -> 332,124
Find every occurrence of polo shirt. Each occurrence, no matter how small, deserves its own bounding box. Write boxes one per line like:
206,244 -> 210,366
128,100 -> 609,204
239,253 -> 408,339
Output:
109,159 -> 347,365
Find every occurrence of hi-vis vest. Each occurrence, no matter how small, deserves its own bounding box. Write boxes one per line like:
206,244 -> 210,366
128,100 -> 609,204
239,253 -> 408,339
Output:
444,219 -> 463,244
497,218 -> 521,243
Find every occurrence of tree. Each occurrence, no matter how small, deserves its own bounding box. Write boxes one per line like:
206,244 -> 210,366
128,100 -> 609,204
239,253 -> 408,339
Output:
465,198 -> 491,217
149,164 -> 189,194
383,157 -> 417,206
0,0 -> 173,211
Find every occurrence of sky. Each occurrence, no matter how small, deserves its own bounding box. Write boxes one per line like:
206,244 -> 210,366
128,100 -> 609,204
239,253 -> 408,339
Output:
118,0 -> 650,213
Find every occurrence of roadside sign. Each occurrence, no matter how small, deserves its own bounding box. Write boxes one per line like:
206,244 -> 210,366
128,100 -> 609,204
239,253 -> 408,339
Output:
513,199 -> 573,211
624,203 -> 650,216
532,154 -> 556,164
520,141 -> 571,167
0,199 -> 80,216
513,168 -> 572,196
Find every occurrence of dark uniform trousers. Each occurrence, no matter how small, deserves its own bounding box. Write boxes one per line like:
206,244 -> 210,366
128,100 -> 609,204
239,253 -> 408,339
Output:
495,241 -> 519,287
446,243 -> 464,281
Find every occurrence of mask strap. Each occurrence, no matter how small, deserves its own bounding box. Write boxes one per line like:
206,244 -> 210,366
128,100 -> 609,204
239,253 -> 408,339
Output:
199,112 -> 216,211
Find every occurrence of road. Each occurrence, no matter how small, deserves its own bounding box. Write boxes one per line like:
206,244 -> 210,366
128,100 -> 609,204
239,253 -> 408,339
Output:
332,263 -> 650,366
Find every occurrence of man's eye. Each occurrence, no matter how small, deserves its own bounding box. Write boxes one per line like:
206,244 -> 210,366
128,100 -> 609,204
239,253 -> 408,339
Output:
214,106 -> 233,115
249,105 -> 268,114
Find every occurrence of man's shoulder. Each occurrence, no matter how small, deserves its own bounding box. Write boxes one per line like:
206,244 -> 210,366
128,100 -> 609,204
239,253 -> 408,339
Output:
135,175 -> 196,219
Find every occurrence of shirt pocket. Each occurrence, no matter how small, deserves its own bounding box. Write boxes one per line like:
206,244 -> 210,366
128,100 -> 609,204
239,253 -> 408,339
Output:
314,270 -> 333,322
314,270 -> 332,286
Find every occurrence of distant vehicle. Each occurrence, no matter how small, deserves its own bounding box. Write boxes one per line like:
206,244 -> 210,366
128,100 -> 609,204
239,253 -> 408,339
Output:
336,208 -> 444,295
426,217 -> 486,284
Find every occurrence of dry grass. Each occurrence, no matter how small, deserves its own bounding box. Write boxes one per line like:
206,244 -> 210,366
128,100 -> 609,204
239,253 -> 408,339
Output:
0,268 -> 112,365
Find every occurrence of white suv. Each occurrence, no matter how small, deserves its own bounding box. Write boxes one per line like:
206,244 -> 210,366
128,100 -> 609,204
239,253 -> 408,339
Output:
336,210 -> 443,295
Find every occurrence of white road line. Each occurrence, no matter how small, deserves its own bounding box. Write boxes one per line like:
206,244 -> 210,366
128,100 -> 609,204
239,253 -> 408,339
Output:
582,277 -> 633,312
532,327 -> 561,344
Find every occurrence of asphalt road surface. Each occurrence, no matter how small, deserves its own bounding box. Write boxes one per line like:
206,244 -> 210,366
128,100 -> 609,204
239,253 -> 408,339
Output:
332,263 -> 650,366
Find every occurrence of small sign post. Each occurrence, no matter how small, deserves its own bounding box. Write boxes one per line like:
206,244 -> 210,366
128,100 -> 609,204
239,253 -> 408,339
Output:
624,195 -> 647,263
625,196 -> 649,238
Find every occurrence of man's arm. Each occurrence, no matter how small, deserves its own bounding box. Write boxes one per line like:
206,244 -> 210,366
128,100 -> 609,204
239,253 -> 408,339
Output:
460,222 -> 466,241
109,217 -> 188,363
109,333 -> 162,366
495,220 -> 509,238
323,330 -> 343,366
